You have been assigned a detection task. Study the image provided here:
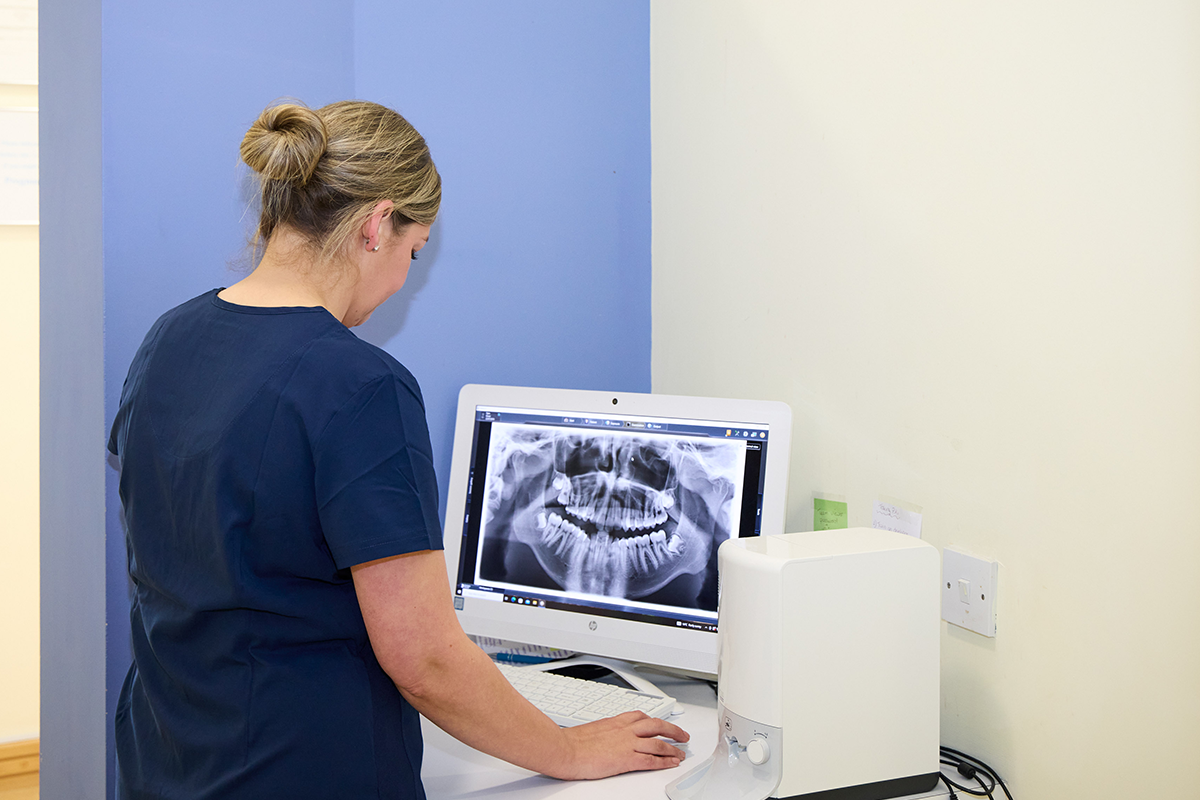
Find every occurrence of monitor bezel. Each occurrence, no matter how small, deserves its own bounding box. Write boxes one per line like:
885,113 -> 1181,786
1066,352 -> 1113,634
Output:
442,383 -> 792,676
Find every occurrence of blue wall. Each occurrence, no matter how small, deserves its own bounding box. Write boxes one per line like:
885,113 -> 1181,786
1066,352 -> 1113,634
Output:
352,0 -> 652,485
96,1 -> 649,795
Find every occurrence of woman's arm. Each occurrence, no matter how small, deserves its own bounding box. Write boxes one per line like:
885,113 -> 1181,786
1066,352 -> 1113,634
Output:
351,550 -> 689,780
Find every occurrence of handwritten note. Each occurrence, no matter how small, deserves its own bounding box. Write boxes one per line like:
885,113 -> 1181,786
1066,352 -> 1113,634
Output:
872,501 -> 923,538
813,497 -> 848,531
0,108 -> 37,224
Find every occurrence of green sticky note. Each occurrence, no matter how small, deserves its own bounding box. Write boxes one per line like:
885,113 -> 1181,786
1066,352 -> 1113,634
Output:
813,498 -> 848,531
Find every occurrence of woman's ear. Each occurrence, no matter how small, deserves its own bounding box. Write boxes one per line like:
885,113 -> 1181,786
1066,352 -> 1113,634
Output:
361,200 -> 396,252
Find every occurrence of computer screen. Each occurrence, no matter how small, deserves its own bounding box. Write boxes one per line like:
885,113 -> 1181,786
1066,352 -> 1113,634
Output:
442,385 -> 792,676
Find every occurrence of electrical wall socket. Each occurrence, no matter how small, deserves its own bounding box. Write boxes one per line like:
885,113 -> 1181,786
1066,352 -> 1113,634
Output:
942,547 -> 998,637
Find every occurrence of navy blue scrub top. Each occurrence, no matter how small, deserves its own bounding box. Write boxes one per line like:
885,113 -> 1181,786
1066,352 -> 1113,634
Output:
108,290 -> 443,799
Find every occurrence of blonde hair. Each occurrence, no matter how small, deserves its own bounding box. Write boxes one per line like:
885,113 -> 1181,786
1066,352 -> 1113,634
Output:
240,99 -> 440,265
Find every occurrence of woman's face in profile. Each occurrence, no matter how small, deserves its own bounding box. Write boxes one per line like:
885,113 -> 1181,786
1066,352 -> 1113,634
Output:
345,222 -> 431,326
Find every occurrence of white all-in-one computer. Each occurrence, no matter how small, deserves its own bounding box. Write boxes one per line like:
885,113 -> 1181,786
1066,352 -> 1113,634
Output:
442,384 -> 792,678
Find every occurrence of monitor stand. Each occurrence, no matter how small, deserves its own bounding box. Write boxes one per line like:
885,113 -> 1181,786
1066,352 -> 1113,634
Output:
533,655 -> 669,696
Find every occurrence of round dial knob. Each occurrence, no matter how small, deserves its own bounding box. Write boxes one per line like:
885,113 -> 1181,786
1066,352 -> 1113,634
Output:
745,737 -> 770,765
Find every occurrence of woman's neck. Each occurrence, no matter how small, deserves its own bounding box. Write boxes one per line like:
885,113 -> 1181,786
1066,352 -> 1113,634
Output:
219,229 -> 354,321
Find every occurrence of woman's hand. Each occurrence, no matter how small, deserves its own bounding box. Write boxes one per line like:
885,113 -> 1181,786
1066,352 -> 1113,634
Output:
546,711 -> 690,780
353,550 -> 690,780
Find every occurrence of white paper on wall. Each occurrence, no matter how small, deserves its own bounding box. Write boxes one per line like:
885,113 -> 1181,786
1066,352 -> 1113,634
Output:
872,500 -> 923,538
0,0 -> 38,85
0,108 -> 37,224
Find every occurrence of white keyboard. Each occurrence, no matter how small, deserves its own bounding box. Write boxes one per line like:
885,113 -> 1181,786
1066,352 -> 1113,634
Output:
496,661 -> 676,728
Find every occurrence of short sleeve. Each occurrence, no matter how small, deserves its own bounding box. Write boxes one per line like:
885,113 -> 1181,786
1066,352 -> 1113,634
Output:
313,374 -> 443,569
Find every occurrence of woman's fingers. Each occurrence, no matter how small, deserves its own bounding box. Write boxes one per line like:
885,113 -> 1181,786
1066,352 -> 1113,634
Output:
625,712 -> 690,743
604,710 -> 689,748
555,711 -> 691,779
633,736 -> 687,759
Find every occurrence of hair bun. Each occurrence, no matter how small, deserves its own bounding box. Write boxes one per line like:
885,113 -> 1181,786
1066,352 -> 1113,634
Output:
240,103 -> 328,185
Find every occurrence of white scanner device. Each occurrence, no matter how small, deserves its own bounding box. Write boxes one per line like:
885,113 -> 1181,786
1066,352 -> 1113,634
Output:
667,528 -> 941,800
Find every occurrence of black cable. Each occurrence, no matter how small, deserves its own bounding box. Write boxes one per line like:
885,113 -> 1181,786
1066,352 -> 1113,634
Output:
953,758 -> 995,798
949,748 -> 1012,800
939,769 -> 991,798
939,746 -> 1013,800
938,770 -> 959,800
959,766 -> 994,800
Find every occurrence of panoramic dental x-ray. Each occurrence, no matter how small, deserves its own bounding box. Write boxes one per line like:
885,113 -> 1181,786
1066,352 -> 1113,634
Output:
476,426 -> 744,612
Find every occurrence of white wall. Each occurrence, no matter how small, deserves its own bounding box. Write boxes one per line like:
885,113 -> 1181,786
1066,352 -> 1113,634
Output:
651,2 -> 1199,797
0,77 -> 40,744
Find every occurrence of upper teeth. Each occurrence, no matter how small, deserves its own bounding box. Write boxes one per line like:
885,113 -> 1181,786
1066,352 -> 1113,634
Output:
554,473 -> 673,532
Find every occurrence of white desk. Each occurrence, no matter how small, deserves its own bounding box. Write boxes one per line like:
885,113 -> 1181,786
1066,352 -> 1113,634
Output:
420,672 -> 953,799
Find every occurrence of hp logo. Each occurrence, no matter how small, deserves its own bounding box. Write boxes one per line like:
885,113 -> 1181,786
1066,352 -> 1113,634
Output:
588,620 -> 598,631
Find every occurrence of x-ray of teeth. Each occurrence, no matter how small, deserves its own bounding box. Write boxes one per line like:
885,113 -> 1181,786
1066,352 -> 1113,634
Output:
476,425 -> 744,612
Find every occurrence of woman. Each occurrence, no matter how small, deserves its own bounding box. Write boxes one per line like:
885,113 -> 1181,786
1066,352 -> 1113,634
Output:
108,100 -> 687,800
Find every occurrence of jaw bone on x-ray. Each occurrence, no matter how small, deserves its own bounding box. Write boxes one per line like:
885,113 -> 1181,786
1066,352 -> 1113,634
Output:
477,426 -> 743,612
